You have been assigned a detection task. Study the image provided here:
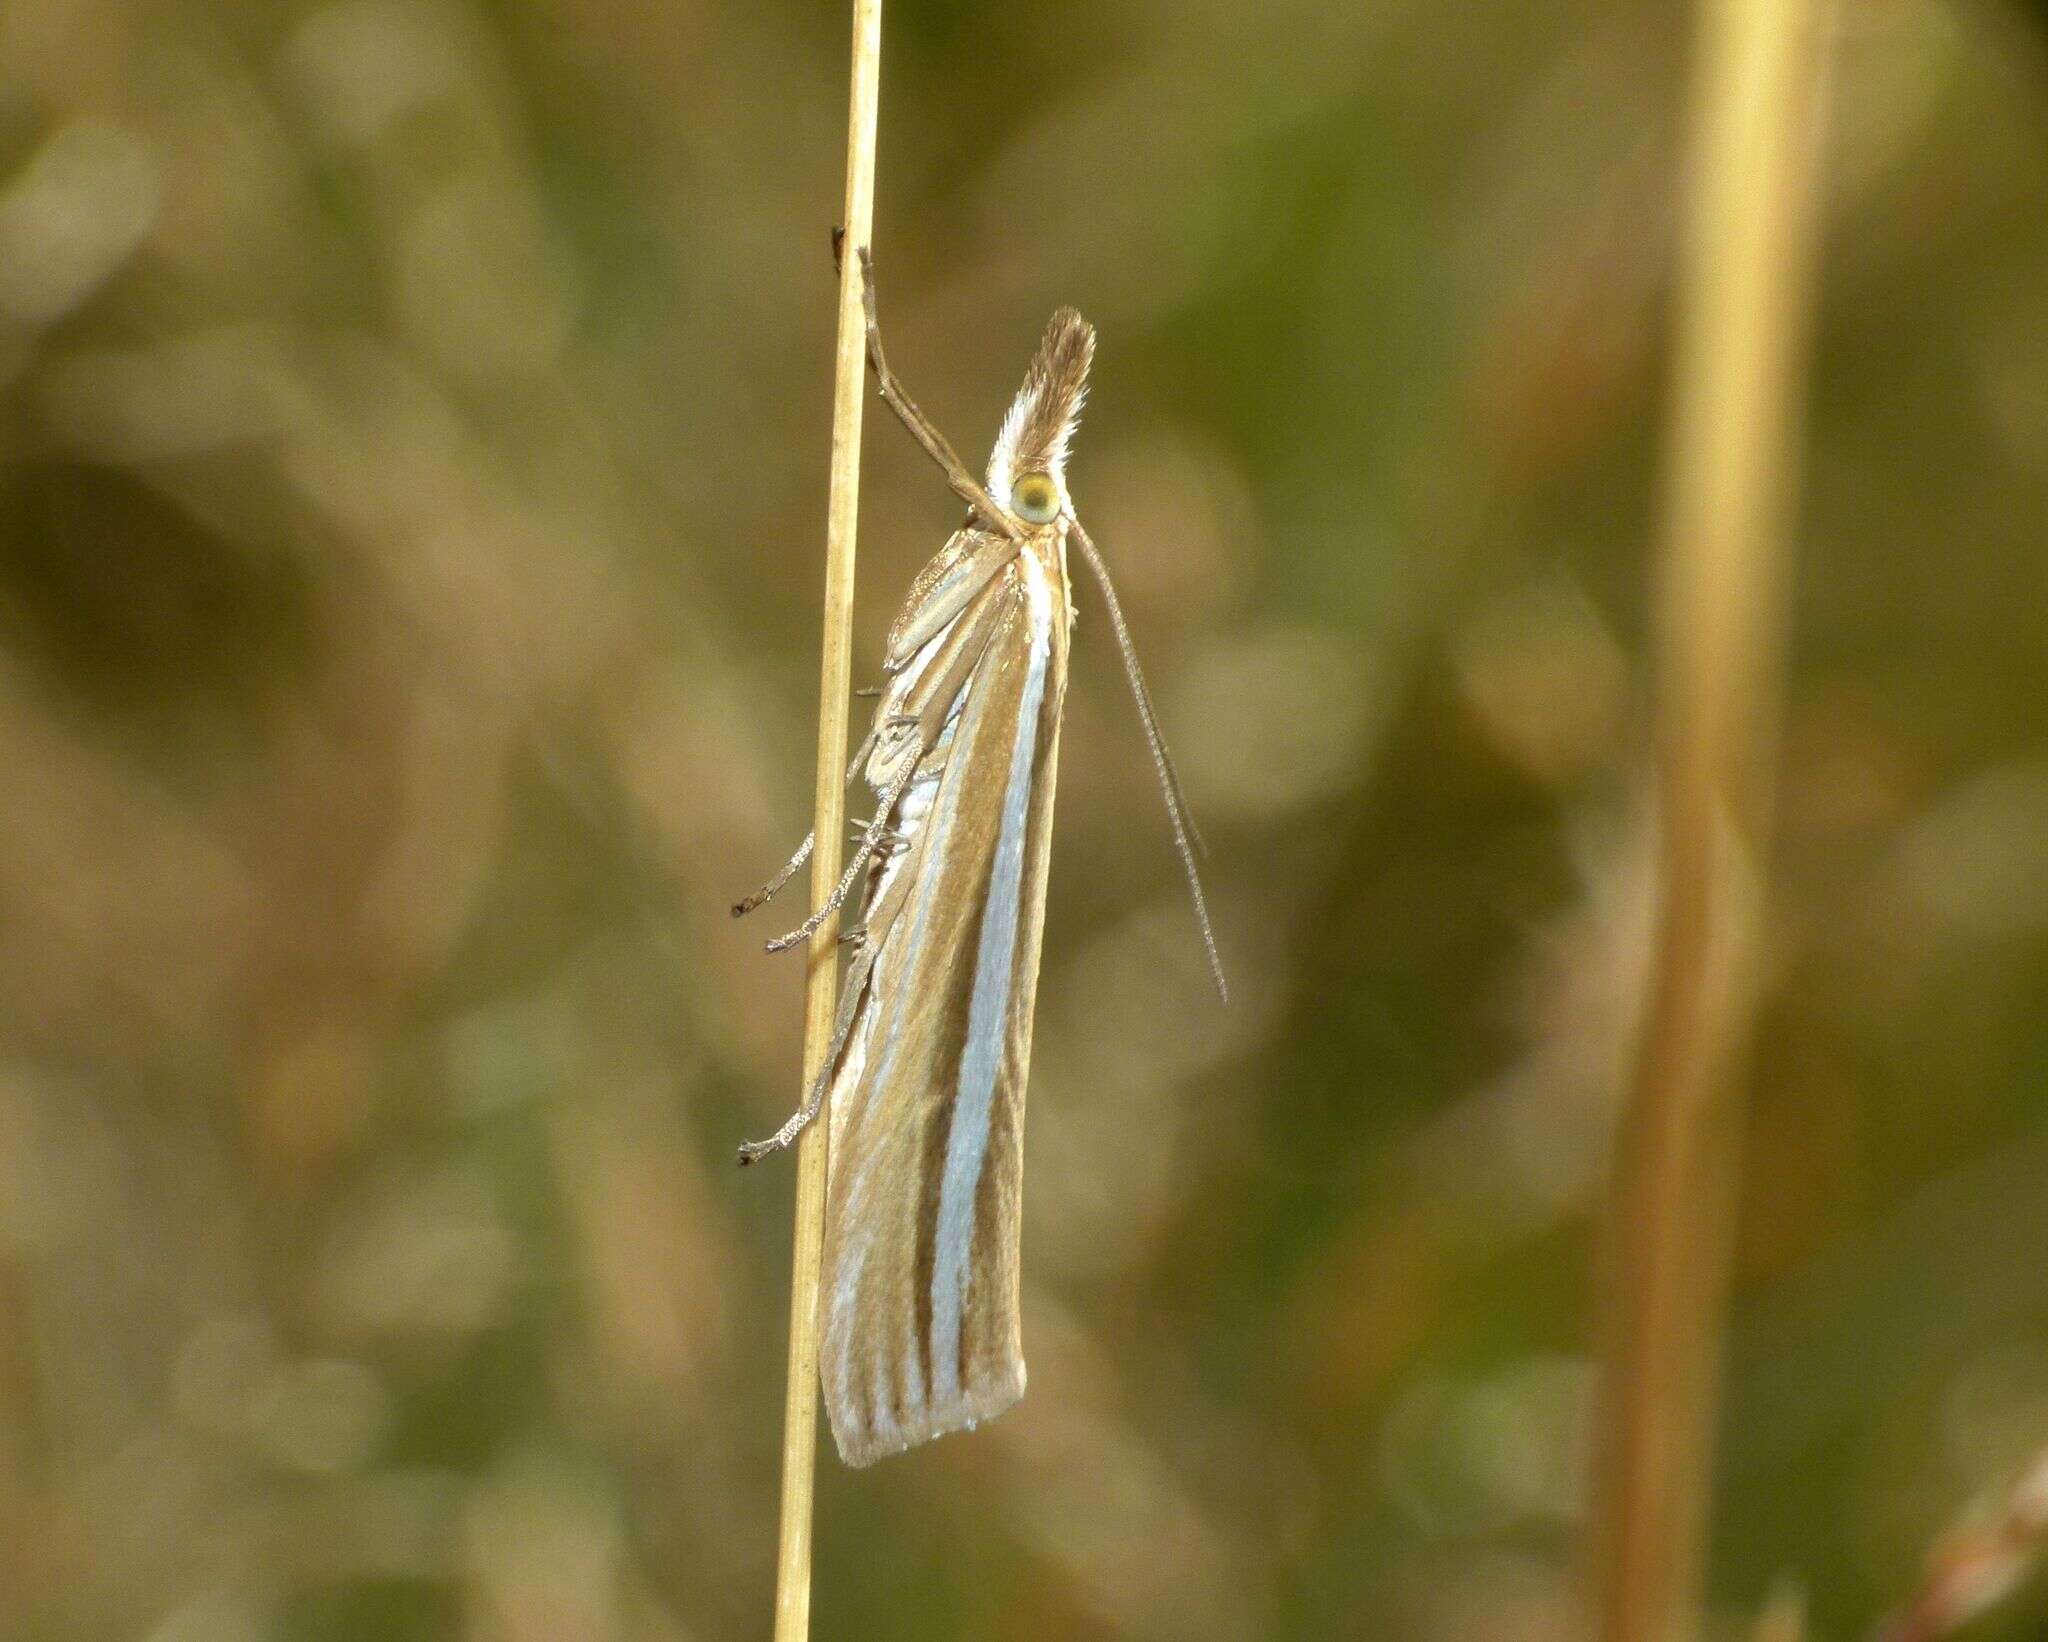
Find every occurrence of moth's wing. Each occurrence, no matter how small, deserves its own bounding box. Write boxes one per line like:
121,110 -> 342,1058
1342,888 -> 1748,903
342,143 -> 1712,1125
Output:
819,555 -> 1070,1466
882,527 -> 1020,673
807,540 -> 1027,1161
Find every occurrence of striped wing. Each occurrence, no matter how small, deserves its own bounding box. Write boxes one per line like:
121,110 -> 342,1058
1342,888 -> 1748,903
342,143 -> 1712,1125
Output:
820,546 -> 1070,1466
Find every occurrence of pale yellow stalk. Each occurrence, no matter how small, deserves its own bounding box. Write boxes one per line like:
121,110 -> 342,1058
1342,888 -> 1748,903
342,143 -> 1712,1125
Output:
770,2 -> 883,1637
1590,0 -> 1834,1638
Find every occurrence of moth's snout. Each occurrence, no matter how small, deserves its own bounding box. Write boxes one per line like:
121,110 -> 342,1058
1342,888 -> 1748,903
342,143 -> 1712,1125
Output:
988,309 -> 1095,502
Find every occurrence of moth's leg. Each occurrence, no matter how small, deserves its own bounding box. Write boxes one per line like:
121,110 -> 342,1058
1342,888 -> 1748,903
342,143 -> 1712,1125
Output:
846,818 -> 911,851
763,761 -> 918,954
845,724 -> 878,778
732,726 -> 882,920
838,720 -> 917,847
737,936 -> 880,1165
734,758 -> 927,1164
856,249 -> 1021,541
732,830 -> 813,919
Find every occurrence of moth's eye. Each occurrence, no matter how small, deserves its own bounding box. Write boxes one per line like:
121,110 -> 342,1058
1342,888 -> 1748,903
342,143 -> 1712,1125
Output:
1011,472 -> 1060,524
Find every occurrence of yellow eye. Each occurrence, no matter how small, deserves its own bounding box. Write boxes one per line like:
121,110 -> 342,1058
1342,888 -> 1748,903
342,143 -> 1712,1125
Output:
1011,472 -> 1060,524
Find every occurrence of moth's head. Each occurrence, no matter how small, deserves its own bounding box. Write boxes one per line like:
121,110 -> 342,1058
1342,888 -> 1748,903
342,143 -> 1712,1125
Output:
987,306 -> 1094,527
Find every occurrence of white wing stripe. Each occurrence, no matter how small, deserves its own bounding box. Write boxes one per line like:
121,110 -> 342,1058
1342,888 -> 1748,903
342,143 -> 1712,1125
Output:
828,589 -> 1014,1429
929,559 -> 1052,1399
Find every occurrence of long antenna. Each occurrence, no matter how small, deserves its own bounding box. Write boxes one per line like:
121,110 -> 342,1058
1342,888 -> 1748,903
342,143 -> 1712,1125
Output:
1069,518 -> 1227,1002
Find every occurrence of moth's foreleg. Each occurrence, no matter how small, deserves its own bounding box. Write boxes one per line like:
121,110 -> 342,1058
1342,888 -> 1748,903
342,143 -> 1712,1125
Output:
732,829 -> 813,919
732,728 -> 883,919
856,249 -> 1021,542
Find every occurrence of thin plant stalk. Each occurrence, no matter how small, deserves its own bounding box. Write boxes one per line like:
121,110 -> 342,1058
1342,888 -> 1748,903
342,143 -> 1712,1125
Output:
1590,0 -> 1834,1638
770,2 -> 883,1637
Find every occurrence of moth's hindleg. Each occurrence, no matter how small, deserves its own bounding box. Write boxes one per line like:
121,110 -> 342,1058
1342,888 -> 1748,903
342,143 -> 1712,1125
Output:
736,939 -> 878,1165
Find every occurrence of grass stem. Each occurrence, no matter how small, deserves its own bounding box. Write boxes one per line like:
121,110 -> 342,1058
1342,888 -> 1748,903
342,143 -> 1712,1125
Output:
769,3 -> 883,1637
1590,1 -> 1834,1637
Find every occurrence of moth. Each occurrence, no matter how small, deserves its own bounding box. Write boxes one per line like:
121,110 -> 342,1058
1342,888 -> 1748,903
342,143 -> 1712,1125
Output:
736,250 -> 1222,1467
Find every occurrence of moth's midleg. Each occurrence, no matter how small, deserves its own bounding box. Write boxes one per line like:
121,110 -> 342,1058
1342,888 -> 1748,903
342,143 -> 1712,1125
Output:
763,760 -> 919,954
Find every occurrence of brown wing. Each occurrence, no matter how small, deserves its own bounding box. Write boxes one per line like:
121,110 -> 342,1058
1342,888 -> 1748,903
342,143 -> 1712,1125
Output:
819,549 -> 1069,1466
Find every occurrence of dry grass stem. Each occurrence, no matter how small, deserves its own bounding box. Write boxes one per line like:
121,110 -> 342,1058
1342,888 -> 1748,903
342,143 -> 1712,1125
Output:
1590,0 -> 1835,1638
769,2 -> 884,1637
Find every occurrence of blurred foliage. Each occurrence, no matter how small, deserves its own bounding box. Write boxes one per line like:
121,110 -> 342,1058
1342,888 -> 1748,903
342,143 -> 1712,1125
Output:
1,1 -> 2046,1638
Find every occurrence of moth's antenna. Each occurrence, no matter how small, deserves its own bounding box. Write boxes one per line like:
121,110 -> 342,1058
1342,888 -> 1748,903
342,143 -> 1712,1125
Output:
1066,521 -> 1206,859
1069,519 -> 1227,1002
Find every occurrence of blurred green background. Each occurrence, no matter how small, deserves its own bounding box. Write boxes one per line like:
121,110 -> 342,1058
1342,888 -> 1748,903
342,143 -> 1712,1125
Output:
3,1 -> 2047,1637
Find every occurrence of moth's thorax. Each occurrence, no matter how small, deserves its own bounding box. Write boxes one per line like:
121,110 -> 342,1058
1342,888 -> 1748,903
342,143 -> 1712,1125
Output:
1021,518 -> 1070,582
